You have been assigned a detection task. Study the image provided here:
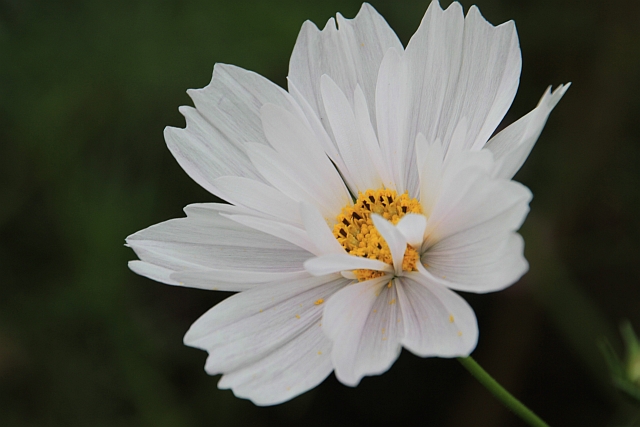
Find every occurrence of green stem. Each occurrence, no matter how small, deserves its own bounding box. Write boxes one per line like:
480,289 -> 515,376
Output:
457,356 -> 550,427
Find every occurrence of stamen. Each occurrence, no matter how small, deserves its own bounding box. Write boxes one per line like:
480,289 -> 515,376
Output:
332,189 -> 423,282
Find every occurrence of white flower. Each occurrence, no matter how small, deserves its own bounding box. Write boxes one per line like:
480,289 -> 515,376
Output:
126,1 -> 569,405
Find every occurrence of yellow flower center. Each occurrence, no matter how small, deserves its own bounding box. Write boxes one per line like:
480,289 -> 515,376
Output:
332,188 -> 423,281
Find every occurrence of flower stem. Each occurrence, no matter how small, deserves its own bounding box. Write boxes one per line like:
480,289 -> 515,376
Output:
457,356 -> 550,427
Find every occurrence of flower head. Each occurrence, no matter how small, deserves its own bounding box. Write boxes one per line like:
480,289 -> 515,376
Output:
126,1 -> 569,405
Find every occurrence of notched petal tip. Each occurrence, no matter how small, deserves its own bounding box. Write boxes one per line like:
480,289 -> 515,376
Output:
336,2 -> 389,29
555,83 -> 571,103
540,83 -> 571,106
321,16 -> 337,32
466,4 -> 516,32
443,0 -> 463,15
300,19 -> 320,33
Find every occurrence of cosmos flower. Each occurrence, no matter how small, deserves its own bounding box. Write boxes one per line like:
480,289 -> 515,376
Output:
126,1 -> 569,405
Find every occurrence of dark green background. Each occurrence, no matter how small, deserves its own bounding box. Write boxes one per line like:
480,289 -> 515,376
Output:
2,0 -> 639,425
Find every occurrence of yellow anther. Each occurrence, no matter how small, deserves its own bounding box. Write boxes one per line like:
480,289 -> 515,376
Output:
333,188 -> 423,282
314,298 -> 324,305
449,315 -> 455,323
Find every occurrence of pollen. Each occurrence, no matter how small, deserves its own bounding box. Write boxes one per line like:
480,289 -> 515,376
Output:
314,298 -> 324,305
332,188 -> 423,281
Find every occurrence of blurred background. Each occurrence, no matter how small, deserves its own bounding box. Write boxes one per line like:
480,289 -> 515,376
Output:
1,0 -> 640,425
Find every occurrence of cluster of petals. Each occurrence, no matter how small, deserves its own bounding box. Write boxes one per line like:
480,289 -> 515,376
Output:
126,1 -> 569,405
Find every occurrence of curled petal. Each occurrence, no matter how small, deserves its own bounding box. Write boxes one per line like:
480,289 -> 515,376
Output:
304,253 -> 392,276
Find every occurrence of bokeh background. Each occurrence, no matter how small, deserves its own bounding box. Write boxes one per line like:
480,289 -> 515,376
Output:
2,0 -> 640,425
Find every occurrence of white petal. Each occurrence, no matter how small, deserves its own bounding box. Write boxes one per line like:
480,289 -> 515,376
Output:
186,202 -> 280,224
393,2 -> 523,196
485,84 -> 570,179
403,0 -> 465,143
341,270 -> 357,280
287,79 -> 356,187
166,64 -> 302,196
300,201 -> 345,255
397,274 -> 478,357
332,4 -> 404,123
444,117 -> 469,160
261,103 -> 325,160
415,134 -> 444,217
304,254 -> 392,276
353,84 -> 394,189
398,1 -> 465,197
395,214 -> 428,249
184,274 -> 349,405
321,74 -> 383,193
260,103 -> 351,213
170,269 -> 308,292
184,202 -> 282,223
213,176 -> 302,226
448,6 -> 521,151
417,138 -> 495,221
184,274 -> 343,348
371,214 -> 407,275
401,3 -> 521,153
128,260 -> 179,286
164,106 -> 262,196
423,232 -> 528,293
222,213 -> 317,255
246,143 -> 340,219
288,3 -> 402,137
126,205 -> 312,290
375,47 -> 406,193
442,145 -> 495,178
188,64 -> 300,148
323,276 -> 403,386
217,319 -> 333,406
128,239 -> 308,282
429,189 -> 528,250
424,169 -> 532,248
